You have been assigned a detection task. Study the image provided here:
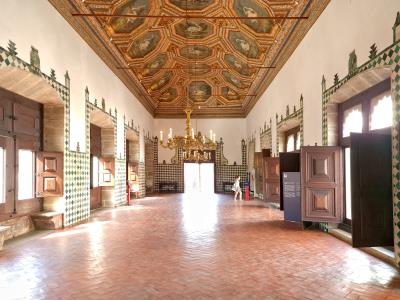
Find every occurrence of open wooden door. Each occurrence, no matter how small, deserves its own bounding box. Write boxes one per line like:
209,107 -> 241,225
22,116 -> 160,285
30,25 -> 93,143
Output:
254,152 -> 264,196
36,152 -> 64,197
301,146 -> 343,223
263,157 -> 280,203
99,157 -> 115,187
350,132 -> 393,247
279,152 -> 300,210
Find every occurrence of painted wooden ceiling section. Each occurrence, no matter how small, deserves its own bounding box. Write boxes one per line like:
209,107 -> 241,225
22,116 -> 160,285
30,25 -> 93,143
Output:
51,0 -> 330,117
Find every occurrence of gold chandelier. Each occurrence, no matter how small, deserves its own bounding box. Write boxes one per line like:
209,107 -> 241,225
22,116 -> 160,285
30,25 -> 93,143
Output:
159,107 -> 217,162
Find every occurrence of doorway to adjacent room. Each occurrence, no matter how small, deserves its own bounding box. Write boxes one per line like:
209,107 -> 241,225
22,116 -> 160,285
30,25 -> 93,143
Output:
184,163 -> 214,194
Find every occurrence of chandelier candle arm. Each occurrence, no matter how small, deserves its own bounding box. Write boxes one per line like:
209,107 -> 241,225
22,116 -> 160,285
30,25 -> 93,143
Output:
159,107 -> 217,161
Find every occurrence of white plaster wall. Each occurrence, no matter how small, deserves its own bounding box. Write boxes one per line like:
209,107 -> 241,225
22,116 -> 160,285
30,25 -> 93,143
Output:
0,0 -> 153,155
153,118 -> 246,164
246,0 -> 400,154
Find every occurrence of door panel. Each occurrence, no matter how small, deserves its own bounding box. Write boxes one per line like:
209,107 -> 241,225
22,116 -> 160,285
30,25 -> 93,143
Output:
13,103 -> 40,136
254,152 -> 264,195
99,157 -> 115,187
36,152 -> 63,197
301,146 -> 342,223
264,157 -> 280,203
0,97 -> 12,132
351,132 -> 393,247
279,152 -> 300,210
90,187 -> 101,210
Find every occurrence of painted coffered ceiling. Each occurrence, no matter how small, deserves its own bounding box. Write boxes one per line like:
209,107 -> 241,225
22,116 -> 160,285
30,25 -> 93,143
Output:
50,0 -> 329,118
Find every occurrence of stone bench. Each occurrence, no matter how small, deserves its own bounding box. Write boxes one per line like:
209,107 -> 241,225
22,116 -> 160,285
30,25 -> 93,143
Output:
31,212 -> 63,230
0,226 -> 10,250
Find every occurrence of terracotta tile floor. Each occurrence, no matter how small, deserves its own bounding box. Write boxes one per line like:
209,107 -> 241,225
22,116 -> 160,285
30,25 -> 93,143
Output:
1,193 -> 400,300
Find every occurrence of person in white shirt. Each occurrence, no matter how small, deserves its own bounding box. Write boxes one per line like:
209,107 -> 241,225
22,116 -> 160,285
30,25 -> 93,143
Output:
232,176 -> 242,201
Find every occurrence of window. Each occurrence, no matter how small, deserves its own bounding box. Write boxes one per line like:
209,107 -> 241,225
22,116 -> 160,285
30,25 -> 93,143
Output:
370,94 -> 392,130
286,134 -> 295,152
338,79 -> 391,226
92,156 -> 99,188
344,148 -> 352,220
284,126 -> 300,152
18,150 -> 35,200
0,147 -> 5,203
342,104 -> 362,138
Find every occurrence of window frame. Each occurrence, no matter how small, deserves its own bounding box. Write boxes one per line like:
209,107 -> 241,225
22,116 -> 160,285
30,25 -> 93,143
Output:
284,126 -> 301,152
90,155 -> 100,189
17,148 -> 36,201
338,78 -> 391,227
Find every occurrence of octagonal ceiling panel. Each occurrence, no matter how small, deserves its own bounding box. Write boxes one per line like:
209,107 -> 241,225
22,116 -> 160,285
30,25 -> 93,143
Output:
180,45 -> 212,59
50,0 -> 329,117
110,0 -> 150,34
159,87 -> 178,102
175,20 -> 213,39
189,81 -> 212,102
127,31 -> 161,59
233,0 -> 273,34
224,54 -> 255,77
169,0 -> 215,10
140,54 -> 167,77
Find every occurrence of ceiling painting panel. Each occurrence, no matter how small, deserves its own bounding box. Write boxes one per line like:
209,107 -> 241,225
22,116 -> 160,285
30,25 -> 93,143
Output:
109,0 -> 150,34
189,81 -> 212,102
127,31 -> 161,59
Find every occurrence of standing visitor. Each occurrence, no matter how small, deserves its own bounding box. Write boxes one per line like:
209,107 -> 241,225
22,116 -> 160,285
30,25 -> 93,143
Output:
232,176 -> 242,201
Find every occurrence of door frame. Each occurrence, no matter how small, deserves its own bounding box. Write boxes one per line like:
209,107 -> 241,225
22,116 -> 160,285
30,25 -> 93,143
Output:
183,161 -> 216,194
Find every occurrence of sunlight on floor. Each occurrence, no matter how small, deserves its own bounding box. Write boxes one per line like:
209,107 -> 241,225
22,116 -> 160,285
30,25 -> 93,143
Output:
41,221 -> 111,240
182,192 -> 219,234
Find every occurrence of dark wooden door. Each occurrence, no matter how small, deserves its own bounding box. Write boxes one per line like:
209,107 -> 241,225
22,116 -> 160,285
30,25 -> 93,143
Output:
279,152 -> 300,210
90,187 -> 101,210
350,132 -> 393,247
254,152 -> 264,196
36,152 -> 63,197
301,146 -> 343,223
263,157 -> 280,203
13,103 -> 40,137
